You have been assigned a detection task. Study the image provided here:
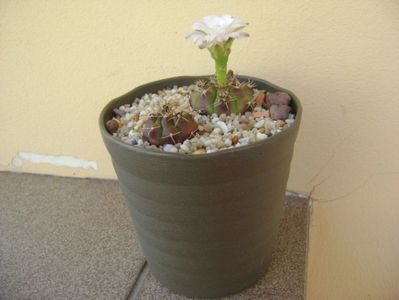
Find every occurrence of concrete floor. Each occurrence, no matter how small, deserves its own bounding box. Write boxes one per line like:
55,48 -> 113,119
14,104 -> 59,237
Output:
0,172 -> 309,300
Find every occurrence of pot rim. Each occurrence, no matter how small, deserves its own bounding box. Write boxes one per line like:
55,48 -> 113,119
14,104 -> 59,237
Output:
99,75 -> 302,160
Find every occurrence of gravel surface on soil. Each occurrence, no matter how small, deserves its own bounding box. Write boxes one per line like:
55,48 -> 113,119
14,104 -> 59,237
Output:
109,85 -> 295,154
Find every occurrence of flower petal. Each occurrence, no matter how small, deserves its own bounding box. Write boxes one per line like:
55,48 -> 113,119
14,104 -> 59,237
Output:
187,15 -> 249,48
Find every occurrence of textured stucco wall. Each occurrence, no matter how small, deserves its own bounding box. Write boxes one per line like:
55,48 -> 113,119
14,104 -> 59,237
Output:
1,1 -> 399,298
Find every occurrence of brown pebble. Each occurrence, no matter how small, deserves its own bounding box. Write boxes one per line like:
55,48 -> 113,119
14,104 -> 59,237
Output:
270,104 -> 291,120
266,91 -> 291,108
240,123 -> 249,130
275,120 -> 285,127
203,124 -> 213,133
198,129 -> 209,136
247,121 -> 255,130
232,135 -> 239,145
132,114 -> 139,121
106,119 -> 119,133
253,111 -> 270,118
239,115 -> 249,123
255,92 -> 266,107
259,127 -> 266,134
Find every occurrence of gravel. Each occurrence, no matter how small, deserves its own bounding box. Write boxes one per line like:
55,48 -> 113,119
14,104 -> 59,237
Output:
108,84 -> 295,154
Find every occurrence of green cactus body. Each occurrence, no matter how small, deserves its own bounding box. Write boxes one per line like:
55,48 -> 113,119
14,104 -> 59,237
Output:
190,73 -> 255,115
143,113 -> 198,146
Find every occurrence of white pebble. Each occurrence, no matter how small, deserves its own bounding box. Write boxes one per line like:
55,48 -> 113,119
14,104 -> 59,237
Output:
224,138 -> 232,147
213,128 -> 222,134
216,121 -> 228,133
254,119 -> 265,128
256,132 -> 268,140
205,139 -> 214,147
180,144 -> 190,153
239,137 -> 250,145
164,144 -> 178,153
212,117 -> 219,123
286,119 -> 295,125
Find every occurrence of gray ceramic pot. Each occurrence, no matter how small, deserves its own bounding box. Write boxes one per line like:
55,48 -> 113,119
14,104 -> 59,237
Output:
99,75 -> 302,298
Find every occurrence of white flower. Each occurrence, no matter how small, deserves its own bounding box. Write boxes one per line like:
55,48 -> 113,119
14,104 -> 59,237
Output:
186,15 -> 249,49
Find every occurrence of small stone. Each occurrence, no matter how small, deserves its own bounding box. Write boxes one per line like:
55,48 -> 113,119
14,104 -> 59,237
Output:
212,117 -> 219,123
180,144 -> 190,153
240,123 -> 249,130
224,138 -> 232,147
113,108 -> 125,117
216,121 -> 228,133
266,91 -> 291,108
132,114 -> 139,121
106,119 -> 119,133
276,120 -> 285,127
256,132 -> 268,140
253,111 -> 270,118
239,115 -> 249,123
239,137 -> 250,145
213,128 -> 222,135
270,104 -> 291,120
205,139 -> 214,147
247,121 -> 255,130
249,134 -> 256,144
164,144 -> 178,153
286,119 -> 295,125
232,135 -> 239,145
203,123 -> 213,133
193,149 -> 205,155
216,139 -> 225,148
255,92 -> 266,107
254,119 -> 265,128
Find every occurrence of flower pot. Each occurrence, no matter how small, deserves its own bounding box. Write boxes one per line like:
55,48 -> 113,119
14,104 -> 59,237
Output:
99,75 -> 302,298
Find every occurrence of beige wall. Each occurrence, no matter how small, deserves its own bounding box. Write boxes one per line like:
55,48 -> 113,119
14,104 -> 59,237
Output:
1,1 -> 399,298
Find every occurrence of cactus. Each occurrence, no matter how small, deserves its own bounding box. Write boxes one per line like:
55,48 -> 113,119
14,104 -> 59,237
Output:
143,112 -> 198,146
190,70 -> 255,115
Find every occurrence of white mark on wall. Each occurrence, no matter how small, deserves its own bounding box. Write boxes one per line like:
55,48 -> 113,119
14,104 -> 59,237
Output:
12,152 -> 98,170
